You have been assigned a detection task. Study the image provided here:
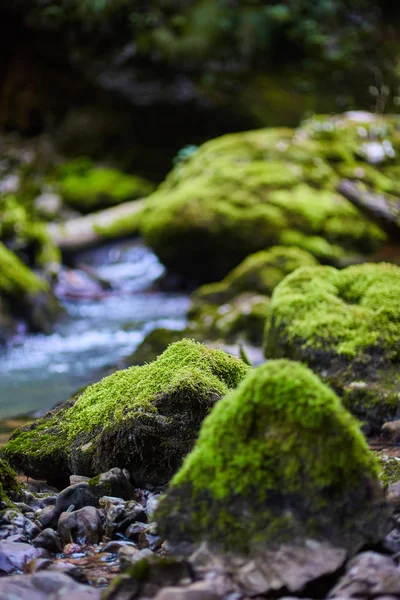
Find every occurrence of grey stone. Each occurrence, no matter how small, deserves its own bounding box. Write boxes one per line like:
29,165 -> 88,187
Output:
38,505 -> 60,529
329,552 -> 400,597
57,506 -> 103,545
0,570 -> 101,599
33,528 -> 63,553
0,541 -> 47,575
56,483 -> 98,513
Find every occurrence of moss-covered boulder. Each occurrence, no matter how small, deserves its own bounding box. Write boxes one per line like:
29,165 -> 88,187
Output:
57,158 -> 155,213
264,263 -> 400,433
192,246 -> 319,306
0,458 -> 20,508
0,242 -> 60,343
4,340 -> 250,487
188,247 -> 317,345
140,113 -> 393,282
157,360 -> 389,555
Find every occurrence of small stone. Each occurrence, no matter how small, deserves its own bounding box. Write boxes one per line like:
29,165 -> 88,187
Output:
154,585 -> 218,600
388,482 -> 400,509
70,475 -> 90,485
125,521 -> 149,541
89,468 -> 137,500
102,540 -> 137,553
138,529 -> 163,551
56,483 -> 98,513
38,505 -> 60,529
33,528 -> 63,553
57,507 -> 103,545
381,420 -> 400,443
119,547 -> 152,570
329,552 -> 400,597
146,493 -> 161,517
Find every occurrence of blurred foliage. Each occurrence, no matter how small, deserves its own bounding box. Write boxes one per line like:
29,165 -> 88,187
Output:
20,0 -> 399,116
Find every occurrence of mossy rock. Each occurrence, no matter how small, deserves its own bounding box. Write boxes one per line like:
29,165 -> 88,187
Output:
119,328 -> 189,368
0,458 -> 20,508
4,340 -> 250,487
58,157 -> 155,213
188,246 -> 317,345
264,262 -> 400,433
188,293 -> 270,347
376,453 -> 400,490
156,360 -> 389,555
192,246 -> 319,306
0,242 -> 60,343
140,113 -> 393,282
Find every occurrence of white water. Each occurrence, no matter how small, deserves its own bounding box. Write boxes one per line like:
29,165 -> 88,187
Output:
0,240 -> 190,418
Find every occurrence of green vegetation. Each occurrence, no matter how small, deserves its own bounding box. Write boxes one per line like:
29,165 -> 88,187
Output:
376,454 -> 400,490
140,113 -> 392,282
58,158 -> 155,212
264,262 -> 400,431
157,360 -> 388,554
4,340 -> 250,486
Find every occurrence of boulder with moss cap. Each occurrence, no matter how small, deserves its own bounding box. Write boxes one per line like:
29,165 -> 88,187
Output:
264,262 -> 400,433
156,360 -> 389,565
4,340 -> 250,487
188,246 -> 318,345
140,112 -> 393,283
0,241 -> 60,343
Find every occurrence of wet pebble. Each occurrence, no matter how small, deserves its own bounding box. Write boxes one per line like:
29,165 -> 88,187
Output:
56,483 -> 99,513
0,540 -> 48,575
33,528 -> 63,553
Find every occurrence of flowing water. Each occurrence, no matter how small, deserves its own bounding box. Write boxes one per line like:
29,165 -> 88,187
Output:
0,240 -> 190,419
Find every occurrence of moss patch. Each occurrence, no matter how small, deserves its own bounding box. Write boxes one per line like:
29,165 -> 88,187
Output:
140,113 -> 392,282
157,360 -> 389,554
264,262 -> 400,432
58,157 -> 155,212
4,340 -> 250,487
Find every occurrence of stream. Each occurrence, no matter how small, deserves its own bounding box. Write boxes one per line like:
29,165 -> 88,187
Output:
0,240 -> 190,419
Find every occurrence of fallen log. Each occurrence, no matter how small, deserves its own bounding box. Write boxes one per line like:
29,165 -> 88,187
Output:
337,179 -> 400,238
47,198 -> 145,252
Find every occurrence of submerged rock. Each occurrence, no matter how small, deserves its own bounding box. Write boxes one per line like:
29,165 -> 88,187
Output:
264,262 -> 400,433
140,113 -> 392,282
157,360 -> 389,555
4,340 -> 250,487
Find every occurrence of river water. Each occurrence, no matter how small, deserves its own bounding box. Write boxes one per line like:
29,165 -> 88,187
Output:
0,240 -> 190,419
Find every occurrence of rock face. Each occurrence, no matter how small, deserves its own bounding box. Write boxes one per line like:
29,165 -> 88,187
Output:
264,262 -> 400,433
0,241 -> 60,343
156,360 -> 389,555
4,340 -> 250,487
140,112 -> 393,282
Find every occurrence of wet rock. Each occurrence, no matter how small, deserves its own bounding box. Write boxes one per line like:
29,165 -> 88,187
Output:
24,557 -> 54,573
113,500 -> 148,535
70,475 -> 90,485
0,540 -> 47,575
5,341 -> 249,488
102,540 -> 137,553
0,509 -> 41,542
56,482 -> 99,512
329,552 -> 400,597
138,524 -> 163,551
118,547 -> 153,571
125,521 -> 149,542
264,263 -> 400,433
146,493 -> 161,517
88,468 -> 136,501
387,482 -> 400,509
57,507 -> 103,545
157,361 -> 389,555
0,570 -> 101,599
381,420 -> 400,443
33,528 -> 63,553
38,505 -> 60,529
155,585 -> 218,600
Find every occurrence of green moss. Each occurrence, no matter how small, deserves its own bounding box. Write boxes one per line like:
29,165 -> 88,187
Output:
193,246 -> 318,305
0,242 -> 47,296
264,262 -> 400,431
4,340 -> 250,486
58,158 -> 155,212
157,360 -> 388,553
140,114 -> 392,282
265,263 -> 400,358
376,453 -> 400,490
